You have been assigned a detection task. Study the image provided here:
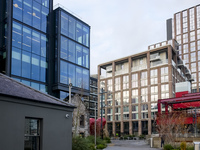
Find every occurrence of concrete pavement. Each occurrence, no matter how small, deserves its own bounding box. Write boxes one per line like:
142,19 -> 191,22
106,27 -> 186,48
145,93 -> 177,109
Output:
103,140 -> 163,150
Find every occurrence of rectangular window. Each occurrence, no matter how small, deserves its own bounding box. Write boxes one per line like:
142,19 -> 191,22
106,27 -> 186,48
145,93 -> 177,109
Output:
24,118 -> 41,150
80,115 -> 84,127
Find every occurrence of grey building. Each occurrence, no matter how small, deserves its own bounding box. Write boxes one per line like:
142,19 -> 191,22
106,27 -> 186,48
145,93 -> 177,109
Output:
0,73 -> 75,150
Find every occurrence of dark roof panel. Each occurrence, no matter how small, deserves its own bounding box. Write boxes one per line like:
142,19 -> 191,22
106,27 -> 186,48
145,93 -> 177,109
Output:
0,73 -> 74,107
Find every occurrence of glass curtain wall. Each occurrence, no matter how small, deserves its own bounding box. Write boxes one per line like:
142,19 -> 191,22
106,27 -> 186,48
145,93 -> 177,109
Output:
11,0 -> 49,93
58,10 -> 90,91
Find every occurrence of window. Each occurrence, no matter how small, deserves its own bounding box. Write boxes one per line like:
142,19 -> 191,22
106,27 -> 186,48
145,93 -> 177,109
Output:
191,52 -> 196,62
115,92 -> 121,106
191,63 -> 196,72
123,106 -> 129,113
132,105 -> 138,112
151,86 -> 158,94
141,88 -> 148,102
123,91 -> 129,105
190,31 -> 195,41
107,79 -> 112,92
183,34 -> 188,43
183,44 -> 188,53
123,75 -> 129,89
12,47 -> 21,76
183,54 -> 189,63
115,77 -> 121,91
141,71 -> 147,86
80,115 -> 84,127
182,10 -> 188,33
150,69 -> 157,84
132,73 -> 138,88
190,42 -> 196,52
189,8 -> 195,31
176,13 -> 181,35
132,89 -> 138,104
161,67 -> 168,83
24,118 -> 40,150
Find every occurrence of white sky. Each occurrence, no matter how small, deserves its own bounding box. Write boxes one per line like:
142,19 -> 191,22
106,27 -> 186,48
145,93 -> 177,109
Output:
53,0 -> 200,75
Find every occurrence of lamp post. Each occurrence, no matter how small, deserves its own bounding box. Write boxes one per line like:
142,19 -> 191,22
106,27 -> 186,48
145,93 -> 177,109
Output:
95,102 -> 96,149
100,87 -> 107,140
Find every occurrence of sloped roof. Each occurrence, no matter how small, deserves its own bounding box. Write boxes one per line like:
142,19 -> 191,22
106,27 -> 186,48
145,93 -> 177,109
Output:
0,73 -> 74,107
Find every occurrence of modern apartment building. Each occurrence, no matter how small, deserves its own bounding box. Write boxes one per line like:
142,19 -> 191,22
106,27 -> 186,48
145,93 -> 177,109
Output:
0,0 -> 90,99
89,75 -> 98,119
167,4 -> 200,93
98,39 -> 192,136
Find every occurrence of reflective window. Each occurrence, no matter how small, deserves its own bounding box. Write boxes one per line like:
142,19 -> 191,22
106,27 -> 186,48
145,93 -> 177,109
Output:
31,54 -> 40,80
12,21 -> 22,48
68,63 -> 76,86
22,26 -> 31,52
76,22 -> 82,44
69,16 -> 75,40
83,25 -> 89,47
40,57 -> 46,82
42,0 -> 49,8
23,0 -> 32,26
33,1 -> 41,30
13,0 -> 23,21
60,36 -> 68,60
12,47 -> 21,76
68,40 -> 75,63
22,80 -> 30,86
41,6 -> 49,33
82,47 -> 89,68
41,34 -> 47,57
76,44 -> 82,65
22,51 -> 31,78
32,31 -> 40,55
83,69 -> 89,90
60,60 -> 68,84
61,11 -> 69,36
76,66 -> 82,88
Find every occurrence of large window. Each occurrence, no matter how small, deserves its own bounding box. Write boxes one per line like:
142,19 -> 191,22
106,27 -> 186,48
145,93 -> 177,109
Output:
60,11 -> 90,47
24,118 -> 41,150
60,61 -> 89,90
13,0 -> 49,32
60,36 -> 89,68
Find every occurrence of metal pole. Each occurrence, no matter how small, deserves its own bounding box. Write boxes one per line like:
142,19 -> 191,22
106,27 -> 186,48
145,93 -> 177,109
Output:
101,88 -> 103,140
69,78 -> 72,103
95,103 -> 96,149
195,108 -> 197,137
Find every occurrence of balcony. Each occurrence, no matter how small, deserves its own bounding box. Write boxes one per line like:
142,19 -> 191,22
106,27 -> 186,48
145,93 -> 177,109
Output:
132,65 -> 147,72
106,66 -> 112,73
150,53 -> 160,61
172,60 -> 176,68
115,69 -> 128,76
100,73 -> 112,79
150,59 -> 168,68
177,59 -> 185,68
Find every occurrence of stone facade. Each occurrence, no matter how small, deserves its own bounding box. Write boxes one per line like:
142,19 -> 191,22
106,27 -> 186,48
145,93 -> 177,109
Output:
72,94 -> 90,137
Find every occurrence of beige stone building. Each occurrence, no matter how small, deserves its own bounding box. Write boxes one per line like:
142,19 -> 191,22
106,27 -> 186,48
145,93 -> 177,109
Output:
98,39 -> 192,136
166,4 -> 200,92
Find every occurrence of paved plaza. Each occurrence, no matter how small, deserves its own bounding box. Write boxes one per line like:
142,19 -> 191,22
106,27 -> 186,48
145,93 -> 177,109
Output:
104,140 -> 162,150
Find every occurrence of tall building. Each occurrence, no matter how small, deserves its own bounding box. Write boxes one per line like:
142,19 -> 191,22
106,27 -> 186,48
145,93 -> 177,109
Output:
98,40 -> 192,136
89,75 -> 98,119
0,1 -> 90,99
167,4 -> 200,93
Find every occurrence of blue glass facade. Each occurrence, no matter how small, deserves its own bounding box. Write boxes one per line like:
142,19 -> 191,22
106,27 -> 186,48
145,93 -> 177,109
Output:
11,0 -> 49,93
54,8 -> 90,99
0,0 -> 90,99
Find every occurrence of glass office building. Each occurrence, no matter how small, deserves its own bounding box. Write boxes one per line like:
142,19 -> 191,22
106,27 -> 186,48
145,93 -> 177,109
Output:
0,0 -> 90,99
53,7 -> 90,99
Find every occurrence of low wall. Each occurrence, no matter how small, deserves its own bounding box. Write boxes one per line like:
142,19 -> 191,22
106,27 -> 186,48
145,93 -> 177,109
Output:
152,137 -> 200,148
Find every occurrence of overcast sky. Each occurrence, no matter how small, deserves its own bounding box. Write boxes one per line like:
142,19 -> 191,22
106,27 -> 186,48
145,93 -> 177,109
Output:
53,0 -> 200,75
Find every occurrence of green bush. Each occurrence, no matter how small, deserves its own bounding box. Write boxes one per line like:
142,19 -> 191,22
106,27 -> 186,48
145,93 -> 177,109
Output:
164,144 -> 173,150
72,136 -> 91,150
103,137 -> 111,143
96,144 -> 106,149
186,146 -> 194,150
139,134 -> 145,139
180,142 -> 186,150
124,135 -> 128,140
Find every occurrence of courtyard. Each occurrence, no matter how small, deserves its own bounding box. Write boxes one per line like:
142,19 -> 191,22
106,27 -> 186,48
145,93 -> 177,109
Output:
104,140 -> 162,150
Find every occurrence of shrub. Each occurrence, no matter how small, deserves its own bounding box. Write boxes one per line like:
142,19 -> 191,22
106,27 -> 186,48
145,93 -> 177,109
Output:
164,144 -> 173,150
124,135 -> 128,140
103,137 -> 111,143
119,136 -> 123,140
180,142 -> 186,150
72,136 -> 90,150
186,146 -> 194,150
139,134 -> 145,139
96,144 -> 106,149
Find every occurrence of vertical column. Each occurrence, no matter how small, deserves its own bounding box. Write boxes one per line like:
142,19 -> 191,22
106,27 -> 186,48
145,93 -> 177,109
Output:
168,46 -> 173,98
147,51 -> 151,135
113,122 -> 115,137
138,120 -> 142,135
129,121 -> 132,135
